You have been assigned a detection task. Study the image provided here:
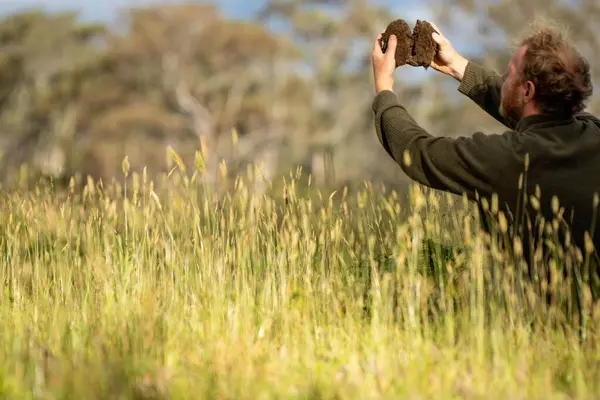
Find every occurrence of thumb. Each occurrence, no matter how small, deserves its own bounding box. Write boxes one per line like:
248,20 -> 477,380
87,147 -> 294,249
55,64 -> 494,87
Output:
385,34 -> 397,61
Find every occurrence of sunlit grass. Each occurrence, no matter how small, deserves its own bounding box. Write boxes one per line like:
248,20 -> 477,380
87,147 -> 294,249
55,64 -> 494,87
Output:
0,155 -> 599,399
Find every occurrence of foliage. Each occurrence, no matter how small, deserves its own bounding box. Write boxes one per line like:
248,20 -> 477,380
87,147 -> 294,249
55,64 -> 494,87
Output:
0,1 -> 598,191
0,155 -> 599,398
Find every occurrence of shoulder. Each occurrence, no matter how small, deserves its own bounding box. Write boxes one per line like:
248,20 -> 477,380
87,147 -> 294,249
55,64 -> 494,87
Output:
451,130 -> 528,171
575,111 -> 600,125
457,129 -> 525,149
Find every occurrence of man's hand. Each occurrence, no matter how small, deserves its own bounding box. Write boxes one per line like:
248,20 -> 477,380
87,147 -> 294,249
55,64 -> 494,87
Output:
372,33 -> 397,94
429,22 -> 469,82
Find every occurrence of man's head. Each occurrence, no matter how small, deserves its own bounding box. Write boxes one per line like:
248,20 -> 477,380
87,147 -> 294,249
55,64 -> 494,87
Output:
499,26 -> 593,126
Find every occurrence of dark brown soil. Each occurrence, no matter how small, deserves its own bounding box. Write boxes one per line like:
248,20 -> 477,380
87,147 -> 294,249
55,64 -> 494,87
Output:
381,19 -> 439,68
409,20 -> 438,67
381,19 -> 413,67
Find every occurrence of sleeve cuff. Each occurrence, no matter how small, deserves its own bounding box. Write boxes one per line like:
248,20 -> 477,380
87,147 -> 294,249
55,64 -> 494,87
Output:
458,61 -> 487,98
372,90 -> 399,114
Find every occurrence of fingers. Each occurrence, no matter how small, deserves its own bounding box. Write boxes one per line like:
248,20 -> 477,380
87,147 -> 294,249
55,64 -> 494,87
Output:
429,22 -> 448,46
432,32 -> 444,45
432,31 -> 450,48
372,32 -> 384,57
428,21 -> 442,35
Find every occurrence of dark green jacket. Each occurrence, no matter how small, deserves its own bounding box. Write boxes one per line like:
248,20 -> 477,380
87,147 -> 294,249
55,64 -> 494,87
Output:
373,61 -> 600,264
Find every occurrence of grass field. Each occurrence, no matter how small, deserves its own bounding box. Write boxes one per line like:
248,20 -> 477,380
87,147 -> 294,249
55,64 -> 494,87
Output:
0,159 -> 599,399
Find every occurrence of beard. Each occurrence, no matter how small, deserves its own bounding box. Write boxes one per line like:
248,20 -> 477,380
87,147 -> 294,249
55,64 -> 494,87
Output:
499,86 -> 525,127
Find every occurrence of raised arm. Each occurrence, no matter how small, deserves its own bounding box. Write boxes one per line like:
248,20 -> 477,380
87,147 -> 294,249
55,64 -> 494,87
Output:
372,90 -> 516,200
429,23 -> 516,130
457,62 -> 517,130
371,29 -> 519,200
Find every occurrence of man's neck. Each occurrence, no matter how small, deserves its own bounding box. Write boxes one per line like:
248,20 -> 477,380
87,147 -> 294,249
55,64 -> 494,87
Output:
522,102 -> 541,118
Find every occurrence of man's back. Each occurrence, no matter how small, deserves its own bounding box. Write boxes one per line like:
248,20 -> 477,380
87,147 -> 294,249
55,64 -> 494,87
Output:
491,113 -> 600,257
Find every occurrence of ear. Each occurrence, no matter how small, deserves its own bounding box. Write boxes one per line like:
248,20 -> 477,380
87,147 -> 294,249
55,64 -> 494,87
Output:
524,81 -> 536,102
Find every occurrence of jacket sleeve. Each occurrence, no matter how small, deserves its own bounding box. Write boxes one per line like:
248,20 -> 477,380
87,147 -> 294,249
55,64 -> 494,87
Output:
458,61 -> 516,130
373,90 -> 518,201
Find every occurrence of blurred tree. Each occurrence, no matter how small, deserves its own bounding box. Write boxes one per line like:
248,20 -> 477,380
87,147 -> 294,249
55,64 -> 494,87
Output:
0,10 -> 106,184
258,0 -> 399,186
79,3 -> 293,183
0,1 -> 596,192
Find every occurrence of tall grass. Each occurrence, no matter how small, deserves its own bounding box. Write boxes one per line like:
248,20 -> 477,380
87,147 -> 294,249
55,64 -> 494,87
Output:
0,156 -> 599,399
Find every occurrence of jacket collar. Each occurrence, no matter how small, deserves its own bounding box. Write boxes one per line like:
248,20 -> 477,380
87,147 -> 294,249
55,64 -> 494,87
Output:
516,113 -> 575,132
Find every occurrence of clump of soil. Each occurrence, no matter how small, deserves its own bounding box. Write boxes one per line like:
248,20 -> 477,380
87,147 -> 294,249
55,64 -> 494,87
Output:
380,19 -> 413,68
381,19 -> 439,68
410,20 -> 438,67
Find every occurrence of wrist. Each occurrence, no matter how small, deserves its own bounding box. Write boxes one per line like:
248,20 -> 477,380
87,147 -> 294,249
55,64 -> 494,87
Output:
376,76 -> 394,94
450,56 -> 469,81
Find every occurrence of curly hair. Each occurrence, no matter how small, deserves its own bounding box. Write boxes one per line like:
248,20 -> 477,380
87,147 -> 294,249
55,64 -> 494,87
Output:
518,27 -> 593,116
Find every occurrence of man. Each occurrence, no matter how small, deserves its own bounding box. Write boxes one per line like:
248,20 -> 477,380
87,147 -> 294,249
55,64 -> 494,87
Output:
371,22 -> 600,276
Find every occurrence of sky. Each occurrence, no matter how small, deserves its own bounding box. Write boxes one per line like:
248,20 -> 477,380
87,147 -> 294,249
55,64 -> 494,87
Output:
0,0 -> 262,20
0,0 -> 434,23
